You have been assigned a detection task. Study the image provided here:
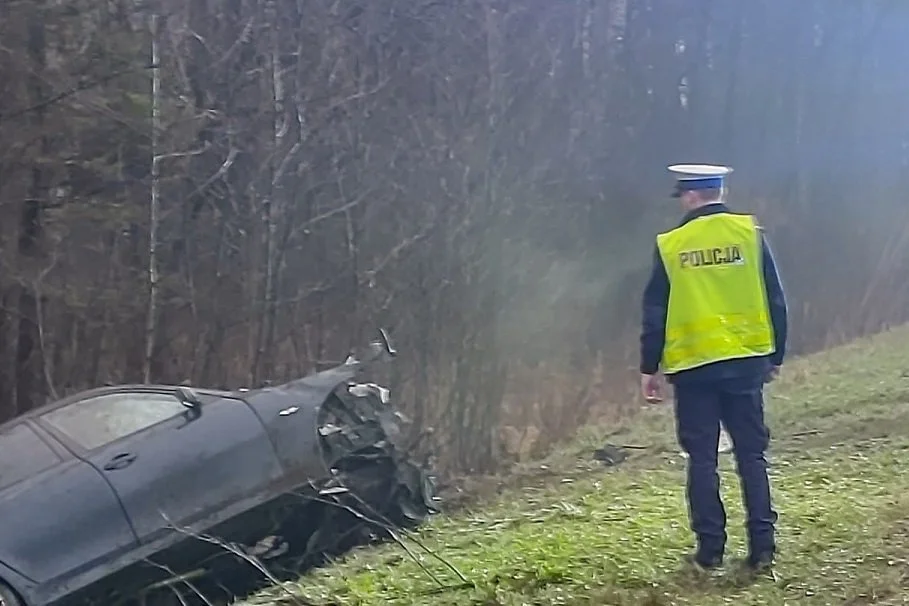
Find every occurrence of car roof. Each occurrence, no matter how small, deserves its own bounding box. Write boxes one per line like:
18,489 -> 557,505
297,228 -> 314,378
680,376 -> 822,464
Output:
1,384 -> 242,430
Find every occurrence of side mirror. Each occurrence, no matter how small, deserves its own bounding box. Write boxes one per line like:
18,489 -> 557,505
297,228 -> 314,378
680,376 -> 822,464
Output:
176,387 -> 201,408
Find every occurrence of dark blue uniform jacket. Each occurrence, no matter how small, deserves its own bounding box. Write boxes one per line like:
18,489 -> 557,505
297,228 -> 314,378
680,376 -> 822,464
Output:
639,203 -> 788,386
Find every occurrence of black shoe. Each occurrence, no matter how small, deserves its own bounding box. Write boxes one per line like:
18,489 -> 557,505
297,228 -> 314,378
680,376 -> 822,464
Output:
683,552 -> 723,571
745,551 -> 774,572
729,551 -> 775,585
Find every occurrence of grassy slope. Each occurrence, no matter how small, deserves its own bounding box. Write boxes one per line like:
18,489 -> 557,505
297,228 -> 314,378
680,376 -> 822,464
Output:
246,327 -> 909,606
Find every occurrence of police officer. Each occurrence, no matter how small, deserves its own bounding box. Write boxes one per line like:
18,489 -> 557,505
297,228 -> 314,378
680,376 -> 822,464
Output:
638,164 -> 788,574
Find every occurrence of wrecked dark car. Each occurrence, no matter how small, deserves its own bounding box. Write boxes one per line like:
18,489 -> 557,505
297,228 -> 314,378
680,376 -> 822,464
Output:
0,331 -> 437,606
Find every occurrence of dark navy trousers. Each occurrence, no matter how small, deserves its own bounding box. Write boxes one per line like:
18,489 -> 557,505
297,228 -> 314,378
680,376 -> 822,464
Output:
673,376 -> 778,560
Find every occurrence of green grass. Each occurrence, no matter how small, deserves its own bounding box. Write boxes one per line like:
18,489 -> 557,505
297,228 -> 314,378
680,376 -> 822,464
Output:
244,326 -> 909,606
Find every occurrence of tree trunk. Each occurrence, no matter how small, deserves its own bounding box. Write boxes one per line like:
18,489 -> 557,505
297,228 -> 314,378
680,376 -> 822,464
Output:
15,2 -> 48,415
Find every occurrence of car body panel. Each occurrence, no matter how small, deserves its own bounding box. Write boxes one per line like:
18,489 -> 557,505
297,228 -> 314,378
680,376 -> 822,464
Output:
0,560 -> 35,605
0,423 -> 137,589
36,389 -> 285,544
241,365 -> 359,484
30,476 -> 309,606
13,377 -> 342,606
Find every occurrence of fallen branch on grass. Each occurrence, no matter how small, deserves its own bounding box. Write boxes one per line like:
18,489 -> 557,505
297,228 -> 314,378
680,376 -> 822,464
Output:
791,430 -> 823,437
136,561 -> 211,606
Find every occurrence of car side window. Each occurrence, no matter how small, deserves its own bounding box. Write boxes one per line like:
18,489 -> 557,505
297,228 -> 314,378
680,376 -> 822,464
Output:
0,423 -> 62,490
42,392 -> 188,451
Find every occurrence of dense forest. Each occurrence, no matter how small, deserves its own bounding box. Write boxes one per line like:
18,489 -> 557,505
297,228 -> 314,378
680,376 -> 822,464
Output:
1,0 -> 907,475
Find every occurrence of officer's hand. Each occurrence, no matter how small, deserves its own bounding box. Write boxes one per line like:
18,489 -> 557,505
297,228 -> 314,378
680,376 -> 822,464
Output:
765,366 -> 781,383
640,373 -> 664,404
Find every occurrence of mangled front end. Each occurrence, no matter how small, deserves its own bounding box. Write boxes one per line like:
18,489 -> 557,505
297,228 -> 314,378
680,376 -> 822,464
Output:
234,331 -> 438,570
316,381 -> 438,529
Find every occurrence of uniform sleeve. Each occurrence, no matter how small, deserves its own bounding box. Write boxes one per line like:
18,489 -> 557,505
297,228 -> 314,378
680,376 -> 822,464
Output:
640,244 -> 669,374
760,233 -> 788,366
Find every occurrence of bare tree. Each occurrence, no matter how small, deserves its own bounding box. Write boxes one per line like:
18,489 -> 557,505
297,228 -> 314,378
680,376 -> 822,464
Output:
143,11 -> 162,384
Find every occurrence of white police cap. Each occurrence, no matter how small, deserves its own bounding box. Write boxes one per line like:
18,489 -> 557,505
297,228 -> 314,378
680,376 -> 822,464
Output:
667,164 -> 733,197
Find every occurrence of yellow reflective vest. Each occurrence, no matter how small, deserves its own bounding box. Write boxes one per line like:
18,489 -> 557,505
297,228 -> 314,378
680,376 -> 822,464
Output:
655,212 -> 775,374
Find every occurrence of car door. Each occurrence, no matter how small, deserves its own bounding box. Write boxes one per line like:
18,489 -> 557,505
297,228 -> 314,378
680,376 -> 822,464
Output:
38,388 -> 285,543
0,421 -> 137,585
